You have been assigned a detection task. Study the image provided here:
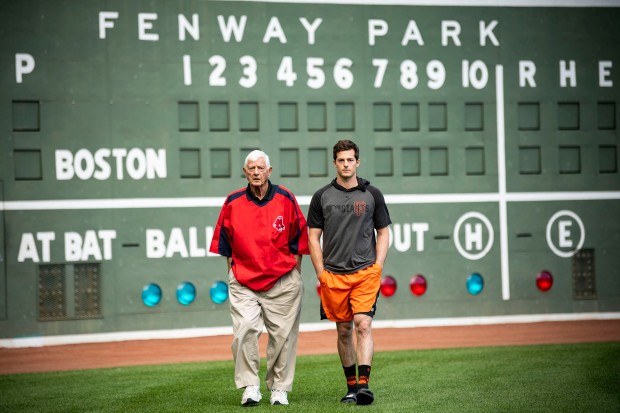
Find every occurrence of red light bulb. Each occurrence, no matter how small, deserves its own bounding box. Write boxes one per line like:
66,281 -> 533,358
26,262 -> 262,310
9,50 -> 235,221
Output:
536,270 -> 553,292
410,274 -> 427,296
380,275 -> 397,297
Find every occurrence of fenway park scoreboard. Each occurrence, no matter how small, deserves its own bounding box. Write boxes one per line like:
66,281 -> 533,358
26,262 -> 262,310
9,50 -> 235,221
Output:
1,0 -> 619,343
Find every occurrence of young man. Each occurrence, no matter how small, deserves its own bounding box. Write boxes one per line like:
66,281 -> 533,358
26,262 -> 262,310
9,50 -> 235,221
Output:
209,150 -> 309,406
307,140 -> 391,406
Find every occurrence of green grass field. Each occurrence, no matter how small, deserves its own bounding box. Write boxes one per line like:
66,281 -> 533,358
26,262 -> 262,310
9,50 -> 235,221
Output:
1,342 -> 619,412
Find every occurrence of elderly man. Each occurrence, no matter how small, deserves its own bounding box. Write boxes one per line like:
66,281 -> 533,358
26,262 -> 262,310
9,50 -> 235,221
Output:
210,150 -> 309,406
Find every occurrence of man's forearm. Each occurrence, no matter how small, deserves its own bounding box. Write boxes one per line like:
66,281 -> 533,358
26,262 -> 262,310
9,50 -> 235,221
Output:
375,227 -> 389,268
308,228 -> 325,278
309,247 -> 324,276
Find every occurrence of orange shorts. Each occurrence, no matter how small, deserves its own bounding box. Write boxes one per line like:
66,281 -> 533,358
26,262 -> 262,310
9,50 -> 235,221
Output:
319,263 -> 381,322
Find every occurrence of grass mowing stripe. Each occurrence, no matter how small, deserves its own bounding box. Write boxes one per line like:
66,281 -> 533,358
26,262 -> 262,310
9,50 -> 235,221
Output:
0,342 -> 618,412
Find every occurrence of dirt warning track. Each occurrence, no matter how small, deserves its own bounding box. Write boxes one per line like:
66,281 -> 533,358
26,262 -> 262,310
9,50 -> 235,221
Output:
1,320 -> 619,375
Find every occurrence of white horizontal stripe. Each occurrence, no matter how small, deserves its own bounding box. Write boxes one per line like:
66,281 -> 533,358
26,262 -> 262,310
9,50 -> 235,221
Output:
386,191 -> 620,204
504,191 -> 620,202
385,193 -> 500,204
233,0 -> 620,8
2,312 -> 618,348
2,197 -> 227,211
371,312 -> 620,328
2,191 -> 619,211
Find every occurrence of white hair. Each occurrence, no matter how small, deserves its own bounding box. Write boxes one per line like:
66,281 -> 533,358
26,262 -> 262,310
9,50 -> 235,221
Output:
244,150 -> 270,168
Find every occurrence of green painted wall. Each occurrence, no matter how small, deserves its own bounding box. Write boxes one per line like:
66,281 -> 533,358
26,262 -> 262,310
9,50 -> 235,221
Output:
0,0 -> 618,339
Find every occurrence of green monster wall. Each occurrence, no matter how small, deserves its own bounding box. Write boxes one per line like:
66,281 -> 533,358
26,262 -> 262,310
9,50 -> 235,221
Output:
0,0 -> 619,342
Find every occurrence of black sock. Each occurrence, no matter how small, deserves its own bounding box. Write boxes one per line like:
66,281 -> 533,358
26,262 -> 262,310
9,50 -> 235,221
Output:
358,365 -> 371,389
343,364 -> 357,393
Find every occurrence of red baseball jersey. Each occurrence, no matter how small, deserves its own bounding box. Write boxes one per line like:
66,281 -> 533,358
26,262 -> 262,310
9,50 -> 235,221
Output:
209,182 -> 309,291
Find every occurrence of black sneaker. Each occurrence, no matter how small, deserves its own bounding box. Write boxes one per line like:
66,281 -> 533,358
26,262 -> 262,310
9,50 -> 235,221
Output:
356,388 -> 375,405
340,391 -> 357,404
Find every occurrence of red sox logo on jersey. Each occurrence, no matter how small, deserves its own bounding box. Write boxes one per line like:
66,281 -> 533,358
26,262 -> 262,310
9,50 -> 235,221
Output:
354,201 -> 367,217
273,216 -> 286,232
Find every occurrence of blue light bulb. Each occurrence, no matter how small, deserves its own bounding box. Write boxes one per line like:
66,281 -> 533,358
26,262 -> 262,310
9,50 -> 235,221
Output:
177,282 -> 196,305
142,283 -> 162,307
210,281 -> 229,304
466,273 -> 484,295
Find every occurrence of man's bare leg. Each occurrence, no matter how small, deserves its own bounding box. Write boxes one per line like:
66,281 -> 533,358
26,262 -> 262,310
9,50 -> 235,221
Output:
353,314 -> 375,405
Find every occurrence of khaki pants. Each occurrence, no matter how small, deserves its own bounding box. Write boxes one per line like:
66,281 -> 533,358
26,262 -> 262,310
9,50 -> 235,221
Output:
229,267 -> 304,391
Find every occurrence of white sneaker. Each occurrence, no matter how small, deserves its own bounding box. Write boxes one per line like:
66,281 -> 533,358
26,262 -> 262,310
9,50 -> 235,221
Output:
270,389 -> 289,405
241,385 -> 261,406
